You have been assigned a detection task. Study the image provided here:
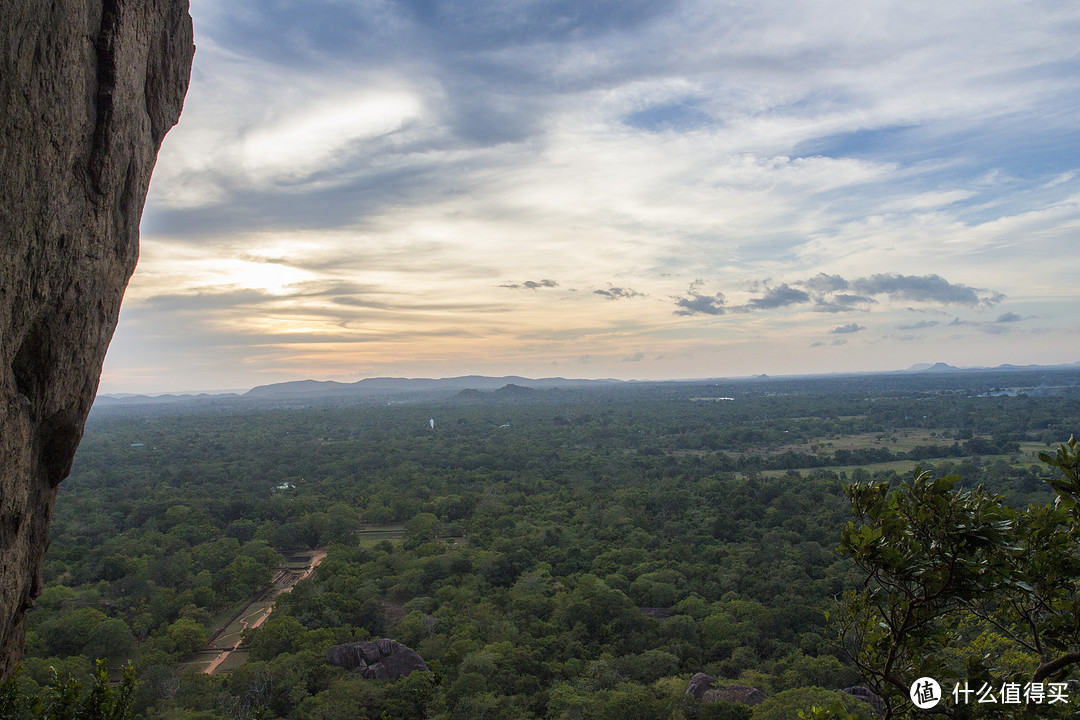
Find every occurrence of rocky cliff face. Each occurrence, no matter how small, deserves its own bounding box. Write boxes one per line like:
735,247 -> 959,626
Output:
0,0 -> 193,677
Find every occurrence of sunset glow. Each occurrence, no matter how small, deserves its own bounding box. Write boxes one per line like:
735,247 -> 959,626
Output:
102,0 -> 1080,393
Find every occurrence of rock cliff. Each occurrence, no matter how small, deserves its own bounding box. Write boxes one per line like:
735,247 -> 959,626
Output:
0,0 -> 193,677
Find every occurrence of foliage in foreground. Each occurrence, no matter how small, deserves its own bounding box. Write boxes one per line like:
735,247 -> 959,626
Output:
839,437 -> 1080,718
0,660 -> 135,720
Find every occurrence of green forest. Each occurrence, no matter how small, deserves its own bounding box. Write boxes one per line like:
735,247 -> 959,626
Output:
5,369 -> 1080,719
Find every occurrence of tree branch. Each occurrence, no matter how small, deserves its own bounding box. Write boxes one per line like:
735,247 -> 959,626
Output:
1032,651 -> 1080,683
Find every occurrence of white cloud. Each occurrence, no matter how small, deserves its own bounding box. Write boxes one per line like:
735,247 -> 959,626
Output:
240,90 -> 423,180
117,0 -> 1080,392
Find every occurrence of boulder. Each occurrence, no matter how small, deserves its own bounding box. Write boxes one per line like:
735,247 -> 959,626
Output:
685,672 -> 716,699
0,0 -> 194,678
326,639 -> 429,680
704,684 -> 767,706
687,674 -> 766,707
839,685 -> 885,717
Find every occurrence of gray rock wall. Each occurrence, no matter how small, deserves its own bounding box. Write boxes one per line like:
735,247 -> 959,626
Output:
0,0 -> 194,677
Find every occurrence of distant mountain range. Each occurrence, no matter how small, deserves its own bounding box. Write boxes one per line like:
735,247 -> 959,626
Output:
904,361 -> 1080,373
92,375 -> 619,408
242,375 -> 617,399
92,362 -> 1080,409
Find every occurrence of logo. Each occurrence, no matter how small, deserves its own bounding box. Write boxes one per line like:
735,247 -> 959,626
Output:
910,677 -> 942,709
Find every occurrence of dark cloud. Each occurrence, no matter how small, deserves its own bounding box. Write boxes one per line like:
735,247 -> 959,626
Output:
829,323 -> 865,334
746,284 -> 811,310
799,273 -> 849,294
622,352 -> 645,362
795,273 -> 873,312
996,312 -> 1023,323
594,286 -> 644,300
813,294 -> 876,313
673,281 -> 725,316
850,273 -> 998,306
500,279 -> 559,290
898,320 -> 940,330
681,272 -> 1006,320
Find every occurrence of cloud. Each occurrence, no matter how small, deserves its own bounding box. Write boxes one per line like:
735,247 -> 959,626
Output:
500,279 -> 559,290
799,273 -> 849,294
673,281 -> 725,316
681,272 -> 1005,320
622,352 -> 646,362
850,274 -> 998,306
830,323 -> 866,334
746,284 -> 811,310
898,320 -> 940,330
814,294 -> 876,313
948,314 -> 1022,334
594,286 -> 644,300
104,0 -> 1080,392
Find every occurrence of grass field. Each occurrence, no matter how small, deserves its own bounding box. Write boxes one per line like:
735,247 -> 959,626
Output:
216,602 -> 274,646
775,428 -> 953,455
183,650 -> 219,673
356,523 -> 405,547
756,435 -> 1053,479
215,649 -> 250,673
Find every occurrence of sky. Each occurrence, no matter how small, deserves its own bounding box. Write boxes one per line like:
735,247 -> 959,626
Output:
100,0 -> 1080,394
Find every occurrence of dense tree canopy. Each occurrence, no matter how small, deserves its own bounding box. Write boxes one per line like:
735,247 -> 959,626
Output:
6,370 -> 1078,718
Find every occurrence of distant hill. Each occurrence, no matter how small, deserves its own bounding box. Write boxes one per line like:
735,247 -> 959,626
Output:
492,383 -> 538,398
905,361 -> 1080,374
242,375 -> 616,400
912,362 -> 961,373
92,362 -> 1080,412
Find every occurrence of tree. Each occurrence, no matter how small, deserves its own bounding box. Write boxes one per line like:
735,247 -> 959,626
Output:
838,437 -> 1080,718
752,687 -> 874,720
167,617 -> 208,658
247,614 -> 304,662
0,660 -> 136,720
403,512 -> 440,550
